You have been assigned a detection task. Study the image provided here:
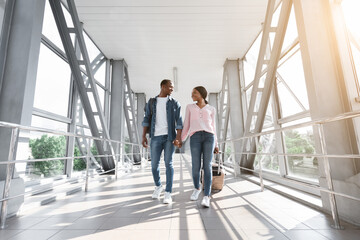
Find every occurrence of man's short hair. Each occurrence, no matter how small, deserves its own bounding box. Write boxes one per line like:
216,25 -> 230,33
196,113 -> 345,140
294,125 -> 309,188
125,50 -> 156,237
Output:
160,79 -> 172,87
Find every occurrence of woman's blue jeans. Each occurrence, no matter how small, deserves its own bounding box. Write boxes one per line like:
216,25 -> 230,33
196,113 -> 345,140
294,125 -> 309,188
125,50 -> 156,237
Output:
190,131 -> 215,196
150,135 -> 175,193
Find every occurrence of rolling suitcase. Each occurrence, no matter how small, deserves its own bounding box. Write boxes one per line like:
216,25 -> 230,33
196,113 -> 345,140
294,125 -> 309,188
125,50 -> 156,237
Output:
201,153 -> 225,192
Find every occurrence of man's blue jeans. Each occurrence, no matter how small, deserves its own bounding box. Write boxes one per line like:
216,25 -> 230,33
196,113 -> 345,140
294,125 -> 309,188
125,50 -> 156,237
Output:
190,131 -> 215,196
150,135 -> 175,193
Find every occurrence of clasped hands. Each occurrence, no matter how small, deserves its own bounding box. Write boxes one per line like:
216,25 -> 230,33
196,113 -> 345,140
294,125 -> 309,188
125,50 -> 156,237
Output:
173,139 -> 182,148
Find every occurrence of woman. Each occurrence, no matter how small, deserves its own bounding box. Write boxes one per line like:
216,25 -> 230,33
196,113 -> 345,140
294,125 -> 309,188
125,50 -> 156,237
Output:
180,86 -> 219,208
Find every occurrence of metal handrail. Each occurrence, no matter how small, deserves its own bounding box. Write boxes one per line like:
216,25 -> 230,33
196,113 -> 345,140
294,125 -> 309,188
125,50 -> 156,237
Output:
218,110 -> 360,144
0,121 -> 147,229
0,120 -> 143,146
222,151 -> 360,160
217,109 -> 360,230
0,152 -> 142,165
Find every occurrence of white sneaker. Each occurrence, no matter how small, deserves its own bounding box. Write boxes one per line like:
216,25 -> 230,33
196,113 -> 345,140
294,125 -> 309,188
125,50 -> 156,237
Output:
163,192 -> 172,204
190,188 -> 202,201
152,186 -> 163,199
201,196 -> 210,208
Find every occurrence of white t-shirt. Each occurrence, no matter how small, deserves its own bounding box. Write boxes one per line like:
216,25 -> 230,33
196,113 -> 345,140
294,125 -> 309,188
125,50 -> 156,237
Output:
154,97 -> 169,136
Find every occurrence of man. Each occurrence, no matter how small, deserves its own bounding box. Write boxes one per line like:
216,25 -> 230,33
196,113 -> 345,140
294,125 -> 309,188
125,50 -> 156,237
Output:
142,79 -> 183,204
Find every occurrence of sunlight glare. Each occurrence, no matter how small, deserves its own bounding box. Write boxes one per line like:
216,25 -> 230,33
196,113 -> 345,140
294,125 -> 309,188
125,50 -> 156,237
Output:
342,0 -> 360,38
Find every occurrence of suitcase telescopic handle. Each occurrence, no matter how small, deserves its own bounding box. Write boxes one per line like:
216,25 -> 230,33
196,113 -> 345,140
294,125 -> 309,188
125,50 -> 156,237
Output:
215,151 -> 223,174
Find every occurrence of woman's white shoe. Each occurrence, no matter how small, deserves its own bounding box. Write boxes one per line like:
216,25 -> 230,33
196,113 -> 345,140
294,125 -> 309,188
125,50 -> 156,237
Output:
152,186 -> 163,199
201,196 -> 210,208
190,188 -> 202,201
163,192 -> 172,204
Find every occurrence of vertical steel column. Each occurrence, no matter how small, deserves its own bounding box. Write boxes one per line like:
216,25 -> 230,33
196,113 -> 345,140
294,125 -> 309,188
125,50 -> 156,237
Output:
225,60 -> 245,175
0,0 -> 44,216
85,138 -> 92,192
238,60 -> 248,124
123,66 -> 141,164
209,93 -> 219,159
110,60 -> 125,164
294,0 -> 359,224
254,136 -> 264,191
136,93 -> 146,143
115,142 -> 119,180
120,142 -> 124,168
0,0 -> 15,93
0,128 -> 19,229
104,59 -> 111,129
0,0 -> 45,179
331,1 -> 360,173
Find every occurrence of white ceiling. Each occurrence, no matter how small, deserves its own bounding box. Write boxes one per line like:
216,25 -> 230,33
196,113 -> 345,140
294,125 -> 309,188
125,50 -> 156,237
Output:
75,0 -> 268,107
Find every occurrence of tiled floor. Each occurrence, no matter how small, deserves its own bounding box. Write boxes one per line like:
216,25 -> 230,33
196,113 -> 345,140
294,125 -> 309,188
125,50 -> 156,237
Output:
1,154 -> 359,240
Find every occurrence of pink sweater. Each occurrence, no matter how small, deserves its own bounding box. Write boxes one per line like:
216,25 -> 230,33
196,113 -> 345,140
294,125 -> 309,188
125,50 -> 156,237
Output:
181,103 -> 218,146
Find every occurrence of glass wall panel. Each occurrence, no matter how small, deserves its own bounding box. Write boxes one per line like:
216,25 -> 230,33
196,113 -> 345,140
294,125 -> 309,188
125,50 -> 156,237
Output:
277,50 -> 309,118
34,43 -> 71,117
97,86 -> 105,111
282,6 -> 298,52
244,33 -> 262,87
341,0 -> 360,37
94,61 -> 106,86
28,116 -> 68,178
84,31 -> 102,63
223,120 -> 234,166
341,0 -> 360,95
283,124 -> 318,182
350,41 -> 360,81
42,1 -> 64,51
254,132 -> 279,173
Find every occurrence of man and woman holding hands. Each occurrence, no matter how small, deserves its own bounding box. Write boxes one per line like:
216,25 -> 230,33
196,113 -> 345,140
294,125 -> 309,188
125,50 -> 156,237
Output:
142,79 -> 218,208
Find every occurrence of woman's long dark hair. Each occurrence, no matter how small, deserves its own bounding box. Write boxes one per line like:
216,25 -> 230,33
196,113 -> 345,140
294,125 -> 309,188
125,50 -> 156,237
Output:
194,86 -> 208,104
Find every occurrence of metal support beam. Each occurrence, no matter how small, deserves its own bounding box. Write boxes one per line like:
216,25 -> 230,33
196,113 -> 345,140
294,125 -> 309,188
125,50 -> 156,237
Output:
224,60 -> 245,175
240,0 -> 292,171
110,60 -> 125,164
331,1 -> 360,173
65,22 -> 82,177
209,92 -> 219,159
104,59 -> 111,129
50,0 -> 115,171
72,53 -> 107,172
208,93 -> 218,118
0,0 -> 15,94
0,0 -> 45,177
136,93 -> 146,142
217,67 -> 231,165
0,0 -> 45,217
294,0 -> 359,226
72,54 -> 107,173
123,65 -> 141,163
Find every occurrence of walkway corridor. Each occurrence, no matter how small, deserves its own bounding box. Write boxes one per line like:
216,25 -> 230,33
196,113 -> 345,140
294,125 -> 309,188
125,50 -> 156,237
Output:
1,154 -> 359,240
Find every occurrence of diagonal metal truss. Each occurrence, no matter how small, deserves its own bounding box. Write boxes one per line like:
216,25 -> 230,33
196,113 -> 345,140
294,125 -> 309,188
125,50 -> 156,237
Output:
66,28 -> 103,172
240,0 -> 293,169
74,53 -> 106,170
123,65 -> 141,163
217,68 -> 231,162
50,0 -> 115,171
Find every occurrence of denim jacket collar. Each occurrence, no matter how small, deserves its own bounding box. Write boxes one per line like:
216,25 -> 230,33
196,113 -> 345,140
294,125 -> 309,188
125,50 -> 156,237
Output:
155,95 -> 172,101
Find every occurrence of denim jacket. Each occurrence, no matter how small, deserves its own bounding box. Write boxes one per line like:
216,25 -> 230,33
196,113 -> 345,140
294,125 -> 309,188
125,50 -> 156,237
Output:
142,95 -> 183,141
